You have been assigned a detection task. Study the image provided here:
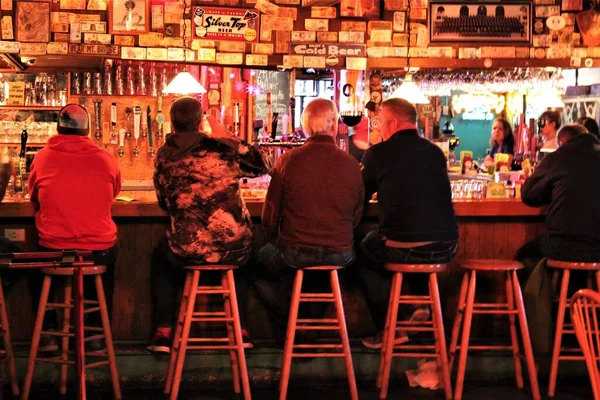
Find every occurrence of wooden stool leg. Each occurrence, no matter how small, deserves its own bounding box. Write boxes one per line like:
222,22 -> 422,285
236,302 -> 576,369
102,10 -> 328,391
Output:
449,272 -> 469,373
165,271 -> 193,395
377,272 -> 401,389
512,270 -> 541,400
379,272 -> 402,400
279,269 -> 304,400
95,275 -> 122,400
0,279 -> 18,396
549,269 -> 570,397
221,271 -> 241,394
505,271 -> 524,389
22,275 -> 52,400
596,271 -> 600,294
454,270 -> 477,400
429,273 -> 452,400
169,270 -> 200,400
330,270 -> 358,400
60,278 -> 73,396
226,269 -> 251,400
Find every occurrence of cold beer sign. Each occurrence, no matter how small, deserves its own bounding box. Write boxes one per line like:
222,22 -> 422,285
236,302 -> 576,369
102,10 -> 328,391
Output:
193,7 -> 259,43
290,43 -> 367,57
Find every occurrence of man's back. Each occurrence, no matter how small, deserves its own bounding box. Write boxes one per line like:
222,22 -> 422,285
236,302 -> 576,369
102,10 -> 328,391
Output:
362,130 -> 457,242
29,135 -> 121,250
522,134 -> 600,251
154,131 -> 267,263
263,135 -> 364,251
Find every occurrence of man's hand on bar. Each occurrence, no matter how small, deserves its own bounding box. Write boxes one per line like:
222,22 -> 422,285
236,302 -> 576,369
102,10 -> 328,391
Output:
206,116 -> 237,140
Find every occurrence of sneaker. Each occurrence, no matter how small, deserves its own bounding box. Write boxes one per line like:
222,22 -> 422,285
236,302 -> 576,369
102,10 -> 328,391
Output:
147,329 -> 172,354
361,330 -> 409,350
407,307 -> 431,337
38,334 -> 59,353
241,329 -> 254,349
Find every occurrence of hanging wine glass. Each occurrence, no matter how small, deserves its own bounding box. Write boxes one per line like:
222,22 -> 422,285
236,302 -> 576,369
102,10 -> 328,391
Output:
339,83 -> 363,127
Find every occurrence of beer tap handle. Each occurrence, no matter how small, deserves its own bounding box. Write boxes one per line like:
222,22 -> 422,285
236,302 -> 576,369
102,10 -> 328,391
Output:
133,106 -> 141,157
93,99 -> 102,141
124,107 -> 132,139
118,128 -> 126,157
110,102 -> 118,145
20,129 -> 27,158
147,105 -> 154,157
141,109 -> 148,139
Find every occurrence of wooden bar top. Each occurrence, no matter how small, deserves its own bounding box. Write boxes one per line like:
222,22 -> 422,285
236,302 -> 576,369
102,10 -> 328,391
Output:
0,198 -> 545,218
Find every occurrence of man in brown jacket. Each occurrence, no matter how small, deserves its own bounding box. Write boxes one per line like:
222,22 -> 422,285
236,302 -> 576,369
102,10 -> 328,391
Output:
254,99 -> 364,342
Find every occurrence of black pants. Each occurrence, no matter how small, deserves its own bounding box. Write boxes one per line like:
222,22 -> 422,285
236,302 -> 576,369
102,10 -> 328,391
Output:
352,229 -> 457,331
150,237 -> 250,330
34,245 -> 117,329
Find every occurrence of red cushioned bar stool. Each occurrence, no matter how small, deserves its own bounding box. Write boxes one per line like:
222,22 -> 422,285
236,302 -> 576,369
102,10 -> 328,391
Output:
547,260 -> 600,397
449,259 -> 540,400
376,263 -> 452,400
164,265 -> 251,400
279,266 -> 358,400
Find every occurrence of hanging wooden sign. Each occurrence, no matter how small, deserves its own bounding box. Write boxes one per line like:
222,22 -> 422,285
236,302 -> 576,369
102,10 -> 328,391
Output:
193,6 -> 259,42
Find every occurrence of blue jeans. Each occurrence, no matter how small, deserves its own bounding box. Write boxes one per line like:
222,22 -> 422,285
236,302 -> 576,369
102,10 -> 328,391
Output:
353,229 -> 457,330
252,241 -> 354,342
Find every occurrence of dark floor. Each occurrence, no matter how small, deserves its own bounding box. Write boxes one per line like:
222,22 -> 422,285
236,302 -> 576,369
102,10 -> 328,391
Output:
10,380 -> 594,400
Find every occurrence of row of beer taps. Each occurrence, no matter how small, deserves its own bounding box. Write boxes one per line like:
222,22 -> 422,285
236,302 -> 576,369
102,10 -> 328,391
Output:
90,96 -> 166,158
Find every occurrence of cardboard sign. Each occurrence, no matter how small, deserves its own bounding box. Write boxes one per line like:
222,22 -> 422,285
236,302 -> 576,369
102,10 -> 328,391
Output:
68,44 -> 119,55
193,7 -> 259,43
7,82 -> 25,105
290,43 -> 366,57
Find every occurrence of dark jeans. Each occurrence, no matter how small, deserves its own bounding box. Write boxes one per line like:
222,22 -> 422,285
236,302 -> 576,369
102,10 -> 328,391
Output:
517,234 -> 600,263
34,244 -> 117,330
353,229 -> 457,331
252,241 -> 355,343
150,237 -> 250,330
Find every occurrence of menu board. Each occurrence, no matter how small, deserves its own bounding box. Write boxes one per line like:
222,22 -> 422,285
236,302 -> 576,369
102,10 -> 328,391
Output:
255,70 -> 290,137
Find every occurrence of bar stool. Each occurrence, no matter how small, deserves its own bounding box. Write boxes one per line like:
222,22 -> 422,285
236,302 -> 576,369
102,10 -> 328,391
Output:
449,259 -> 540,400
22,265 -> 121,400
547,260 -> 600,397
376,263 -> 452,400
164,265 -> 251,400
0,275 -> 19,397
280,266 -> 357,400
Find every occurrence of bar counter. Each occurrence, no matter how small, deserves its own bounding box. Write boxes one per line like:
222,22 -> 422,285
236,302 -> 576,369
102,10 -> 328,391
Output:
0,197 -> 546,343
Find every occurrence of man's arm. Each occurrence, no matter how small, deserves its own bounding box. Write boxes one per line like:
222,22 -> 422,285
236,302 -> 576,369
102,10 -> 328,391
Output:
361,149 -> 378,206
153,154 -> 169,211
353,182 -> 365,228
262,158 -> 284,242
521,157 -> 553,207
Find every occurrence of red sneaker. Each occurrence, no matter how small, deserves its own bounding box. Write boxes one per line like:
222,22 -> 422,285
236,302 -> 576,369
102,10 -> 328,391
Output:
147,328 -> 172,354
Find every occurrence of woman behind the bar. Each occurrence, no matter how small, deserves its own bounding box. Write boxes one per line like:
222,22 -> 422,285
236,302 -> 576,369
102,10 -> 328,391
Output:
484,117 -> 515,166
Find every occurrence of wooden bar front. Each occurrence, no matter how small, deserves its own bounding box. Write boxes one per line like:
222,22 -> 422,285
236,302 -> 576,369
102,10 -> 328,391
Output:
0,199 -> 545,342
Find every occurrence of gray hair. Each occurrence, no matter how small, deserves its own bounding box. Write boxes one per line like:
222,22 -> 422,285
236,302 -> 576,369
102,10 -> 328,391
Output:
381,97 -> 417,124
301,98 -> 339,136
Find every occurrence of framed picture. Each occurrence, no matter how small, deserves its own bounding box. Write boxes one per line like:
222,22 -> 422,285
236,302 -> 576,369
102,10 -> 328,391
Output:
393,11 -> 406,32
429,1 -> 531,44
340,0 -> 381,19
60,0 -> 86,10
109,0 -> 149,34
16,2 -> 51,43
561,0 -> 582,11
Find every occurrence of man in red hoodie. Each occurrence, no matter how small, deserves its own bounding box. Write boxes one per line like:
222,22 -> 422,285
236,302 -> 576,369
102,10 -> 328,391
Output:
28,104 -> 121,352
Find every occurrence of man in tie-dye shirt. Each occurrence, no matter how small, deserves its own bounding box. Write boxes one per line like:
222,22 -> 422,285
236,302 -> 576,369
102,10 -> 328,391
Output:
148,97 -> 270,353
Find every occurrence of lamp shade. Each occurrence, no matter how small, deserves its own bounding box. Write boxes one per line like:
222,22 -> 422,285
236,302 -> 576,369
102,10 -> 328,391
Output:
163,71 -> 207,95
392,73 -> 430,104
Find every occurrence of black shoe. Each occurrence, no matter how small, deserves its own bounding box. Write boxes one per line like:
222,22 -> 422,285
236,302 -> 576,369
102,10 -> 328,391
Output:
85,338 -> 106,353
38,334 -> 59,353
147,330 -> 172,354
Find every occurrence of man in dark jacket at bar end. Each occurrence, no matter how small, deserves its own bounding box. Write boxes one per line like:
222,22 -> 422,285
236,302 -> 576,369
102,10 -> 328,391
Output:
518,123 -> 600,262
355,97 -> 458,349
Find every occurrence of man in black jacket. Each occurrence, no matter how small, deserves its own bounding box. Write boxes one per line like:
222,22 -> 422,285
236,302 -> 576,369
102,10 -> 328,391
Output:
518,123 -> 600,261
355,98 -> 458,349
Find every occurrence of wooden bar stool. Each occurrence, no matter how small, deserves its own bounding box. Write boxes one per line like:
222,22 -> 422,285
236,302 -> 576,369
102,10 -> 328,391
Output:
22,265 -> 122,400
449,259 -> 540,400
376,263 -> 452,400
164,265 -> 251,400
547,260 -> 600,397
0,275 -> 19,397
279,266 -> 357,400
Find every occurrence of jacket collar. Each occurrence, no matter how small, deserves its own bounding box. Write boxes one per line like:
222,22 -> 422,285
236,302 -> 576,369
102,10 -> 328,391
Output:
389,128 -> 419,139
305,135 -> 336,144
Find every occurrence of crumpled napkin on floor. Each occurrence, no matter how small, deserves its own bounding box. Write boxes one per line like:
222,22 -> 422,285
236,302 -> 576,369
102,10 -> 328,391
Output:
405,359 -> 443,390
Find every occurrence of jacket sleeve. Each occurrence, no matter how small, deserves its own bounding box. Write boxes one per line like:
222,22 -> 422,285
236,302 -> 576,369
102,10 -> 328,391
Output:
521,156 -> 553,207
262,157 -> 284,242
113,163 -> 122,199
361,149 -> 378,206
28,158 -> 39,210
153,155 -> 169,211
353,179 -> 365,228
